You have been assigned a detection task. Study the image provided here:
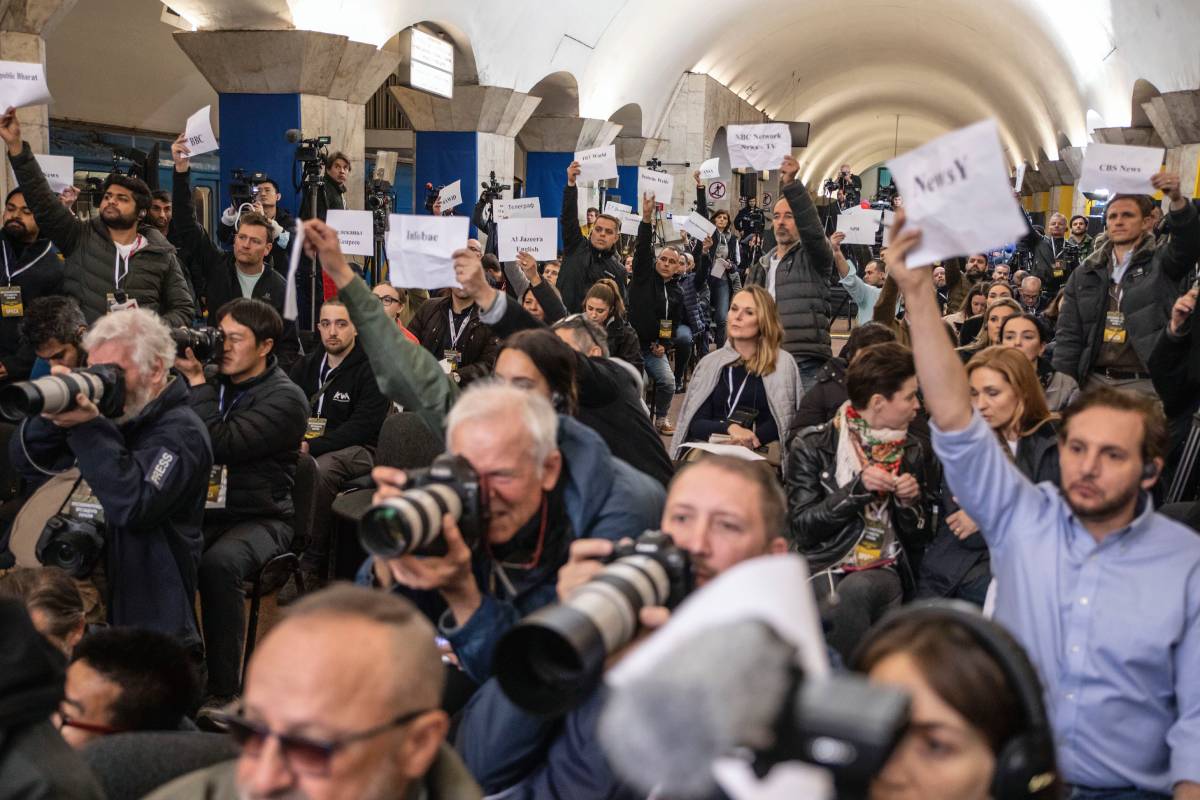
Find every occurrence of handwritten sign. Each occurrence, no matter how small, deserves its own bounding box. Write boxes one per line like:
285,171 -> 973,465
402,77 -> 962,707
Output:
438,180 -> 462,212
726,123 -> 792,171
1078,143 -> 1165,195
326,209 -> 374,256
0,60 -> 52,111
638,168 -> 674,204
683,211 -> 717,241
575,144 -> 618,183
497,218 -> 557,261
886,118 -> 1027,267
385,214 -> 469,290
492,196 -> 541,221
34,154 -> 73,194
183,105 -> 218,157
619,211 -> 642,236
836,209 -> 878,246
603,200 -> 632,216
698,157 -> 721,181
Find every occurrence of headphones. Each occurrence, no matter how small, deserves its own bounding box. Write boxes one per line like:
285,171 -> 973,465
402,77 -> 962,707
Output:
853,600 -> 1057,800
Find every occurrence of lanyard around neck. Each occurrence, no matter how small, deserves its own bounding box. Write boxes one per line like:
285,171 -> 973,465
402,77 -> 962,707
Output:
726,366 -> 751,418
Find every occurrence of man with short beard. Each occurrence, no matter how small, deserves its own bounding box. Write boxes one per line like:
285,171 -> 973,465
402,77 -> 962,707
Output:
0,110 -> 194,327
9,307 -> 213,653
0,189 -> 62,382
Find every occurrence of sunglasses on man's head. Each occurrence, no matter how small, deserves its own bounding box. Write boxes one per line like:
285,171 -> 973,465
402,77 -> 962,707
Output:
217,708 -> 431,776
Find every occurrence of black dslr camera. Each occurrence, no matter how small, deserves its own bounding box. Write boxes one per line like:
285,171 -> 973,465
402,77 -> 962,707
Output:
493,530 -> 694,715
37,514 -> 105,578
358,454 -> 488,558
172,327 -> 225,363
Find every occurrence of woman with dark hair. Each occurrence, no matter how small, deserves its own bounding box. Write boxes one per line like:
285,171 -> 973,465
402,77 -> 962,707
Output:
794,322 -> 897,430
694,170 -> 742,346
957,297 -> 1021,362
855,605 -> 1060,800
583,277 -> 642,372
1000,313 -> 1079,412
943,284 -> 988,335
919,346 -> 1059,604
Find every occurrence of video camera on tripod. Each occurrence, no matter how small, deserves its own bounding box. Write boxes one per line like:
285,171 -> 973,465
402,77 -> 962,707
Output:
481,170 -> 510,201
285,129 -> 330,210
367,179 -> 393,237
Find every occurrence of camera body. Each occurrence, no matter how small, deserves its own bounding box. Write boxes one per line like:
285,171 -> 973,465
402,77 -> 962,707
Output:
358,454 -> 488,558
230,168 -> 269,209
1062,239 -> 1084,271
480,170 -> 511,202
493,530 -> 693,715
747,207 -> 766,234
37,513 -> 105,578
172,327 -> 225,363
0,364 -> 126,422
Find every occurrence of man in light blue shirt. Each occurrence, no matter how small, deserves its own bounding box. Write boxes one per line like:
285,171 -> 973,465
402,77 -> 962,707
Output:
885,196 -> 1200,800
831,230 -> 886,327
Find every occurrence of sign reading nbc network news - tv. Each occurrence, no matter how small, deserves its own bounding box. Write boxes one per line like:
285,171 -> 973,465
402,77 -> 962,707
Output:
399,27 -> 454,99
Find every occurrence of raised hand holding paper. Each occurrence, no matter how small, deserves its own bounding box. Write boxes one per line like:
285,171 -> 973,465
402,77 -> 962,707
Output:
184,105 -> 219,157
698,157 -> 721,180
575,144 -> 618,183
492,196 -> 541,221
726,123 -> 792,172
438,180 -> 462,212
0,61 -> 52,111
603,200 -> 632,216
683,211 -> 717,241
638,168 -> 674,205
325,209 -> 374,256
1078,143 -> 1165,195
497,218 -> 557,261
886,118 -> 1027,267
619,212 -> 641,236
385,214 -> 469,290
836,210 -> 878,246
33,154 -> 73,194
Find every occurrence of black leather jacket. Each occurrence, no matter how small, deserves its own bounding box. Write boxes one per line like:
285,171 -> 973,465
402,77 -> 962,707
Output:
785,420 -> 934,574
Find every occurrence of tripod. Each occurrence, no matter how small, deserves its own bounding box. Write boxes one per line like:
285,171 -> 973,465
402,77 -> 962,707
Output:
362,220 -> 388,288
299,165 -> 325,332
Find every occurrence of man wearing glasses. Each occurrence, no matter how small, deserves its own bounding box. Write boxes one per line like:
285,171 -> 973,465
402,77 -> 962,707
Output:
146,585 -> 481,800
286,299 -> 389,593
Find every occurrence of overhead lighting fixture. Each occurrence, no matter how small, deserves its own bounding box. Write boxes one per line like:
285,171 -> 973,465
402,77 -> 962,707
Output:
398,27 -> 454,99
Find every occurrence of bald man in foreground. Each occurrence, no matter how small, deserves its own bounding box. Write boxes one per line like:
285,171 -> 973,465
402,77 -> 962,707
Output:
148,585 -> 481,800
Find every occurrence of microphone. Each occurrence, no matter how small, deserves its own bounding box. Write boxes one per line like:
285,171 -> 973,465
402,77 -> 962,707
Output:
598,620 -> 910,800
285,129 -> 302,143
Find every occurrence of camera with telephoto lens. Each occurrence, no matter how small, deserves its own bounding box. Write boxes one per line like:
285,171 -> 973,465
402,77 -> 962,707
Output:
37,514 -> 105,578
172,327 -> 225,363
493,530 -> 693,715
358,454 -> 488,558
0,364 -> 126,422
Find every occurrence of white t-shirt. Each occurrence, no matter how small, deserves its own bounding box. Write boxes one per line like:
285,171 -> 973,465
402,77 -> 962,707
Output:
766,254 -> 782,298
236,266 -> 264,299
113,240 -> 135,260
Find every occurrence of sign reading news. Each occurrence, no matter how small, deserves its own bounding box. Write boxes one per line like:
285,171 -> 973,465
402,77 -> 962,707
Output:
1078,143 -> 1165,195
385,214 -> 469,290
726,123 -> 792,172
497,218 -> 557,261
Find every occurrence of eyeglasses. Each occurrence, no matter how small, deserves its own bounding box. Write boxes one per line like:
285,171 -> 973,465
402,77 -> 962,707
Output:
375,295 -> 400,305
58,714 -> 124,736
217,708 -> 431,776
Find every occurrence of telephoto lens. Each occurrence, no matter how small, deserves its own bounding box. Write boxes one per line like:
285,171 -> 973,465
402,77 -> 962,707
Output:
172,327 -> 225,363
358,454 -> 488,558
0,364 -> 126,421
493,530 -> 693,716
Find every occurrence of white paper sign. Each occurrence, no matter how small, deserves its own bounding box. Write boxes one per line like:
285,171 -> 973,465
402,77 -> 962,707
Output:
183,105 -> 219,157
437,180 -> 462,212
0,61 -> 52,111
669,213 -> 688,232
683,211 -> 717,241
283,220 -> 304,321
491,196 -> 541,221
699,157 -> 721,180
1078,143 -> 1165,196
603,200 -> 632,216
836,209 -> 878,246
619,212 -> 642,236
886,119 -> 1028,266
638,168 -> 674,204
497,217 -> 557,261
325,209 -> 374,257
385,214 -> 469,290
34,154 -> 73,194
726,123 -> 792,171
575,144 -> 618,183
1013,163 -> 1027,192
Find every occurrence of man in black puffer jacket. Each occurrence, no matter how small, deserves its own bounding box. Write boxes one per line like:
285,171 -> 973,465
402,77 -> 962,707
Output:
557,161 -> 626,312
785,342 -> 934,661
175,298 -> 308,705
1053,173 -> 1199,396
746,154 -> 835,391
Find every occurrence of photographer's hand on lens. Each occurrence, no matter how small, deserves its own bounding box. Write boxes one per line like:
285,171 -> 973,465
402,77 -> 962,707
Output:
381,512 -> 482,625
370,465 -> 409,505
1169,285 -> 1198,335
42,367 -> 99,427
0,106 -> 22,156
173,346 -> 206,387
567,161 -> 581,187
557,538 -> 616,602
170,133 -> 190,173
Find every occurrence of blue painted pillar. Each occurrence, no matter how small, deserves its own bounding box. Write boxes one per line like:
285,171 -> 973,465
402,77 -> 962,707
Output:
415,131 -> 478,235
216,93 -> 302,217
524,151 -> 574,251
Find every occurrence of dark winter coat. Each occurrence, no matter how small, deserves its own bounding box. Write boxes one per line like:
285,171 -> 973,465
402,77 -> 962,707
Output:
627,220 -> 685,349
557,184 -> 625,312
407,295 -> 500,386
0,233 -> 62,382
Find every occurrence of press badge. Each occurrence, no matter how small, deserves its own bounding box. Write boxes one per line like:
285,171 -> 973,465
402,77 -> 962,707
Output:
305,417 -> 327,439
1103,311 -> 1126,343
1053,261 -> 1065,279
443,350 -> 461,370
854,516 -> 887,565
0,285 -> 22,317
106,292 -> 139,312
206,465 -> 227,509
658,318 -> 672,339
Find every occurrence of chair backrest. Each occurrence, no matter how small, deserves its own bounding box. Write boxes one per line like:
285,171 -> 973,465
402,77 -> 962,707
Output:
81,730 -> 239,800
292,453 -> 319,555
374,413 -> 445,470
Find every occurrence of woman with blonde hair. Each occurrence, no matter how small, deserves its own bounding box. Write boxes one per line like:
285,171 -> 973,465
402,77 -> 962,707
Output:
670,285 -> 800,465
957,297 -> 1022,362
919,345 -> 1059,604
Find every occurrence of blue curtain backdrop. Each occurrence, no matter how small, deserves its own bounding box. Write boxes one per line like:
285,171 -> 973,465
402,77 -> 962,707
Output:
217,93 -> 302,216
415,131 -> 478,236
613,165 -> 640,210
524,151 -> 574,251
